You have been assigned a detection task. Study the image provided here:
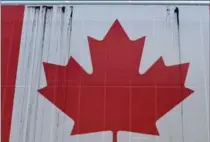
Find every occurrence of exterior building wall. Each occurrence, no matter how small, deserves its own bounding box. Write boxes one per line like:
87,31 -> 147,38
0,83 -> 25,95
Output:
2,5 -> 210,142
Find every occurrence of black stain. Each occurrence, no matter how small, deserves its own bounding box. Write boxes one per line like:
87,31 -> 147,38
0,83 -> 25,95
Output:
41,6 -> 48,49
42,6 -> 53,10
34,6 -> 40,10
62,6 -> 65,13
174,7 -> 180,28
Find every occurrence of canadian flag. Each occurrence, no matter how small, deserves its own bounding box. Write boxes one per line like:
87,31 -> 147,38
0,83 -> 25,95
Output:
1,5 -> 210,142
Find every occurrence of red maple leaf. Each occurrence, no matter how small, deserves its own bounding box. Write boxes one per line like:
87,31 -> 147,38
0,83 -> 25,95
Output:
38,20 -> 193,142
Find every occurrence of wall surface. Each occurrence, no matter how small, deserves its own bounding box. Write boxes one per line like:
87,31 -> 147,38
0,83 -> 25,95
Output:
2,5 -> 210,142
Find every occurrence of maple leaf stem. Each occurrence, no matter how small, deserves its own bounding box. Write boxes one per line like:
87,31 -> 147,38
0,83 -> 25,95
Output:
113,131 -> 117,142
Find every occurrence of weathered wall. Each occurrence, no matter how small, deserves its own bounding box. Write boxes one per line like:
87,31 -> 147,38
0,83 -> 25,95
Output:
2,5 -> 210,142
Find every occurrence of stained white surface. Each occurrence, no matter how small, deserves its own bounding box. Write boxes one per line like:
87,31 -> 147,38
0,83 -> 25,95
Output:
10,5 -> 209,142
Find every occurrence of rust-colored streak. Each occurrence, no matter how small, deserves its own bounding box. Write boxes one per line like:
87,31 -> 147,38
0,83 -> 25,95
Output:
1,6 -> 24,142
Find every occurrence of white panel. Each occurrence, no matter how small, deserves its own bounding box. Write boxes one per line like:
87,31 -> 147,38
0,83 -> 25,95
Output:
10,6 -> 75,142
10,5 -> 209,142
178,6 -> 210,142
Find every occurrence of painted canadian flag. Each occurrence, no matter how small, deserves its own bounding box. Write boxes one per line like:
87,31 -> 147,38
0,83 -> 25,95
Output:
1,5 -> 210,142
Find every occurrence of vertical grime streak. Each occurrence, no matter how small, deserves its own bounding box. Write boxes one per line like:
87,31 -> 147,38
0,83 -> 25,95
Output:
174,7 -> 180,30
35,6 -> 48,141
65,6 -> 74,136
174,7 -> 185,142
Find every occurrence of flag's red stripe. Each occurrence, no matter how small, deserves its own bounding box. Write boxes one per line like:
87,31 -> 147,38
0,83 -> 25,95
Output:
1,6 -> 24,142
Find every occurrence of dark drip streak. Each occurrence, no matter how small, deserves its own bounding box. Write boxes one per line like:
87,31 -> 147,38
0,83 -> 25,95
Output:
174,6 -> 185,142
174,7 -> 180,30
62,6 -> 65,13
42,6 -> 53,10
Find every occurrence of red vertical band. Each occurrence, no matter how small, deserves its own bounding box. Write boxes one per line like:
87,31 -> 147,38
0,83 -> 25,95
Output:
1,6 -> 24,142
